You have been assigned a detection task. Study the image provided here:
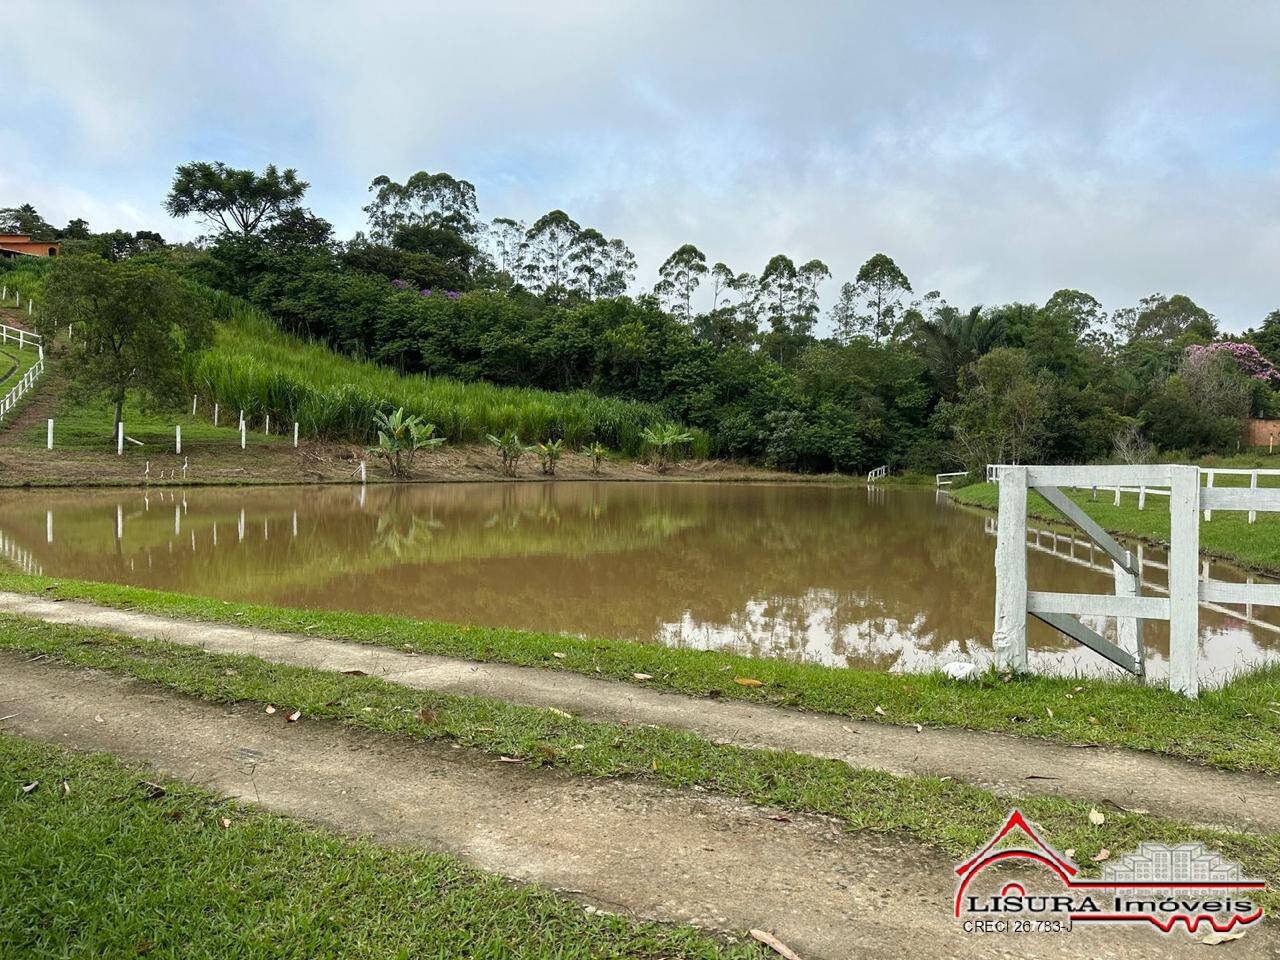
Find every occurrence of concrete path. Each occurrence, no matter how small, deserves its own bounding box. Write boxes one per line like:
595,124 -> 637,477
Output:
1,657 -> 1269,960
1,591 -> 1274,836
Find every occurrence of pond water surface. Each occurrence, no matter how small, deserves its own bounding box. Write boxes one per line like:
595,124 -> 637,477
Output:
1,482 -> 1276,685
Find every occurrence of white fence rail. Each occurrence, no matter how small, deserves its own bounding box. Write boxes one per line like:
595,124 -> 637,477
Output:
991,463 -> 1280,697
867,465 -> 888,483
936,471 -> 968,487
0,323 -> 41,351
0,356 -> 45,420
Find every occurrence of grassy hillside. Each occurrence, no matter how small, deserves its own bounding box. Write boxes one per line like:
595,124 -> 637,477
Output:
191,293 -> 704,457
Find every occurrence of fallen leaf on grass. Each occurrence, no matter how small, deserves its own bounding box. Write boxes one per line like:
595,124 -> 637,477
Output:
1091,849 -> 1110,862
21,780 -> 37,794
734,677 -> 764,688
1088,807 -> 1106,826
61,780 -> 70,797
141,782 -> 166,800
1201,930 -> 1246,945
1045,707 -> 1054,718
749,929 -> 803,960
547,707 -> 573,718
264,704 -> 277,715
873,706 -> 886,717
1064,848 -> 1076,860
286,710 -> 301,723
552,652 -> 567,660
219,817 -> 231,829
632,673 -> 653,681
418,707 -> 437,724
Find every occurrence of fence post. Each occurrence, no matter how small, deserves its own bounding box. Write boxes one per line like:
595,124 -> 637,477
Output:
192,395 -> 198,416
992,465 -> 1028,672
46,419 -> 53,450
1168,465 -> 1201,698
213,403 -> 219,426
1203,469 -> 1215,521
1249,471 -> 1258,525
175,425 -> 182,455
1138,485 -> 1146,510
240,422 -> 246,450
117,421 -> 124,456
264,414 -> 270,435
293,422 -> 299,448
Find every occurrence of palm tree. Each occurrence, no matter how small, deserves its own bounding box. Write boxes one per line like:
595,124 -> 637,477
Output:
917,305 -> 1005,399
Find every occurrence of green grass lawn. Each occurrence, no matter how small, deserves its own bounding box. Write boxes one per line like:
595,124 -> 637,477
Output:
950,479 -> 1280,574
2,572 -> 1277,775
0,731 -> 758,959
28,364 -> 287,453
2,613 -> 1277,914
0,344 -> 39,393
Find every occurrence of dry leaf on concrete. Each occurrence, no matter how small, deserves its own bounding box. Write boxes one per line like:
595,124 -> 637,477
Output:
749,929 -> 803,960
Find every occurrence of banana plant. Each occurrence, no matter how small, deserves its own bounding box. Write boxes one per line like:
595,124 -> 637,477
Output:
536,438 -> 563,476
486,430 -> 528,477
370,407 -> 445,478
640,423 -> 694,474
586,441 -> 608,475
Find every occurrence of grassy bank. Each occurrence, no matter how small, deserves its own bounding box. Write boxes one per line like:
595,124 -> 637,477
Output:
950,479 -> 1280,573
191,296 -> 706,456
0,731 -> 757,959
2,573 -> 1276,773
2,614 -> 1277,913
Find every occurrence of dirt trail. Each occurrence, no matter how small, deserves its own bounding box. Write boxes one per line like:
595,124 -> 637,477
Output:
2,591 -> 1275,835
1,657 -> 1268,960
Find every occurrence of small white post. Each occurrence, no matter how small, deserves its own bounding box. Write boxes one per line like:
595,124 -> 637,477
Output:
1249,471 -> 1258,525
359,460 -> 367,484
67,323 -> 73,339
192,395 -> 198,416
1168,465 -> 1201,698
182,457 -> 188,481
117,421 -> 124,456
46,418 -> 53,450
213,403 -> 219,426
239,409 -> 244,430
293,422 -> 299,447
27,301 -> 32,316
175,425 -> 182,454
264,414 -> 270,435
992,465 -> 1028,672
1203,469 -> 1215,522
1138,485 -> 1146,510
1113,485 -> 1121,506
240,423 -> 246,450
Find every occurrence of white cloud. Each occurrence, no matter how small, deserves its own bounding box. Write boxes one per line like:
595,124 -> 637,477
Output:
4,0 -> 1280,328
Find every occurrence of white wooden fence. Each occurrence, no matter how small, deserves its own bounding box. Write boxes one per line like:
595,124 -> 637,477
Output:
0,323 -> 41,351
991,463 -> 1280,698
936,470 -> 968,487
0,355 -> 44,420
867,465 -> 888,483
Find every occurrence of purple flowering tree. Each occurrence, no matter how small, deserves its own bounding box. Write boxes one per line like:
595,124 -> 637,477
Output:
1185,342 -> 1280,387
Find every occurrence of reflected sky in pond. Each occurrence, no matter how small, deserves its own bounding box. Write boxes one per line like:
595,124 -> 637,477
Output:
1,482 -> 1276,686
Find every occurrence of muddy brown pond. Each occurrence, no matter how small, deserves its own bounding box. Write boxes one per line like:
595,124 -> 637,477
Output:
1,481 -> 1276,685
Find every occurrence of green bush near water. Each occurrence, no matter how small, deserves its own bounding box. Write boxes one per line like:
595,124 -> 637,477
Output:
189,293 -> 707,457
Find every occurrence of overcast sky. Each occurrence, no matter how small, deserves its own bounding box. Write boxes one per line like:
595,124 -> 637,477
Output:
4,1 -> 1279,332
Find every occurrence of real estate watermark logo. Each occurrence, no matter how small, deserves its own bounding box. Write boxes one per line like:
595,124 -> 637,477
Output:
953,810 -> 1264,936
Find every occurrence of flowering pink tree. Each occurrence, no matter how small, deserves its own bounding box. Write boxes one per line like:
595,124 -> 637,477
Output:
1185,342 -> 1280,387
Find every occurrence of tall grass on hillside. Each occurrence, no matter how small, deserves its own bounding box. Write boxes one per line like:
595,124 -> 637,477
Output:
192,294 -> 705,456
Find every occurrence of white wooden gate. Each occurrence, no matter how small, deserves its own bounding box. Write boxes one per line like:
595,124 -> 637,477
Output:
992,464 -> 1280,698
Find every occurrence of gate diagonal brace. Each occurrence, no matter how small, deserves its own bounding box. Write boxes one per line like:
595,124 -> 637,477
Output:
1029,611 -> 1141,676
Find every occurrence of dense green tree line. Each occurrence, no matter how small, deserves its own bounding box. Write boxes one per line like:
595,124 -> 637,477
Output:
7,161 -> 1279,472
